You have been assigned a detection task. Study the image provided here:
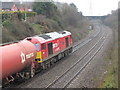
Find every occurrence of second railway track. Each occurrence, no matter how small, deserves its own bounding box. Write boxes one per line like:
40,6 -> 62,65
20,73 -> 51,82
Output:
45,29 -> 107,89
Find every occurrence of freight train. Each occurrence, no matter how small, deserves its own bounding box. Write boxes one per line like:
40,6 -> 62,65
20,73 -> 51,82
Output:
0,31 -> 72,86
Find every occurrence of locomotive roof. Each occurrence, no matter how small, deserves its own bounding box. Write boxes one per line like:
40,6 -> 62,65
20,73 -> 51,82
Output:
28,31 -> 71,43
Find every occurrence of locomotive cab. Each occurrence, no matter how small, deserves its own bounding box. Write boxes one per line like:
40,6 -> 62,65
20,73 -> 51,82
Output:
26,37 -> 43,63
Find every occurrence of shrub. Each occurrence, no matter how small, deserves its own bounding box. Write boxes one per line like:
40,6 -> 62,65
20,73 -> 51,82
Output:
1,11 -> 37,22
2,20 -> 12,28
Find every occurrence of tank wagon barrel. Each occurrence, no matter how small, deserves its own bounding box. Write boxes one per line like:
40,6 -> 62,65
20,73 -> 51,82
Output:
0,40 -> 36,85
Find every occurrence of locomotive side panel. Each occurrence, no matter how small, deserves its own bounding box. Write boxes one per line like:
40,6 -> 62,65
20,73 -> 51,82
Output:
52,39 -> 61,54
59,37 -> 66,51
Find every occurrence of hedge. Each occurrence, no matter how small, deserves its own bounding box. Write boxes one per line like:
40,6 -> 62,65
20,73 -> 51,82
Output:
1,11 -> 37,22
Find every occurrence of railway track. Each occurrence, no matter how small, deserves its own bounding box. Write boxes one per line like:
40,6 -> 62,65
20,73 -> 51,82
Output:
4,25 -> 102,89
45,29 -> 107,89
72,25 -> 100,53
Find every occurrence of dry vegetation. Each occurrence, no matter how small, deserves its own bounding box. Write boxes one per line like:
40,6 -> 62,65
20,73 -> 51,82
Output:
2,2 -> 90,43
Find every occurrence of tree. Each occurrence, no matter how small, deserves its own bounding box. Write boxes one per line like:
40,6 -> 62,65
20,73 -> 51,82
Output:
33,2 -> 58,18
57,3 -> 82,27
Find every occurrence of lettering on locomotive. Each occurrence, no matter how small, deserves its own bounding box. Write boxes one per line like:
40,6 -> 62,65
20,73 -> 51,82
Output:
26,53 -> 34,59
53,43 -> 58,48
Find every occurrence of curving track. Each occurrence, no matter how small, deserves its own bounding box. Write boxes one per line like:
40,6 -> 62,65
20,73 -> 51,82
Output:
45,24 -> 107,89
7,21 -> 112,89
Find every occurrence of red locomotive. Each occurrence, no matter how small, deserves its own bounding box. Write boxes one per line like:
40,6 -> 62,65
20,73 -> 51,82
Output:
0,31 -> 72,86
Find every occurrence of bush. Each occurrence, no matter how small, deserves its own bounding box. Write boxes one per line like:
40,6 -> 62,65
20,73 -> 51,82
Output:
1,11 -> 37,22
2,20 -> 13,28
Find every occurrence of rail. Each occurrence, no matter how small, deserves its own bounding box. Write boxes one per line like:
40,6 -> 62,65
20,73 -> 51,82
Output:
45,30 -> 106,89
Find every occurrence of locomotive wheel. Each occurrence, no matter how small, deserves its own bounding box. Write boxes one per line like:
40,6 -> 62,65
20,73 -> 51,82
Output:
53,58 -> 57,63
65,51 -> 68,56
30,68 -> 35,78
62,53 -> 65,58
25,72 -> 30,79
47,61 -> 50,68
50,59 -> 54,65
67,50 -> 70,55
69,48 -> 72,53
42,62 -> 47,70
58,53 -> 63,60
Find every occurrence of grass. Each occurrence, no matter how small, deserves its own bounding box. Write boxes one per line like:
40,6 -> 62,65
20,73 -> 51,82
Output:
30,23 -> 44,34
76,32 -> 82,40
99,33 -> 118,88
101,59 -> 118,88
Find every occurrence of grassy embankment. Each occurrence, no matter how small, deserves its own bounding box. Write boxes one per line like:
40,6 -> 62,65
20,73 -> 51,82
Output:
99,35 -> 118,88
99,9 -> 118,88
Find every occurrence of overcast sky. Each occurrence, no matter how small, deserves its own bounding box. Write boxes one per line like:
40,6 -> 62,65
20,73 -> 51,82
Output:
54,0 -> 119,16
2,0 -> 120,16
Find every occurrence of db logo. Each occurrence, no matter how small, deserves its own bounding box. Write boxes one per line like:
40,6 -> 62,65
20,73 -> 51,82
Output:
21,52 -> 25,63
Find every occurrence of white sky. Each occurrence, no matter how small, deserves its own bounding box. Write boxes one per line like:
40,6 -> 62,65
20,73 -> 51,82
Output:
2,0 -> 120,16
54,0 -> 120,16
